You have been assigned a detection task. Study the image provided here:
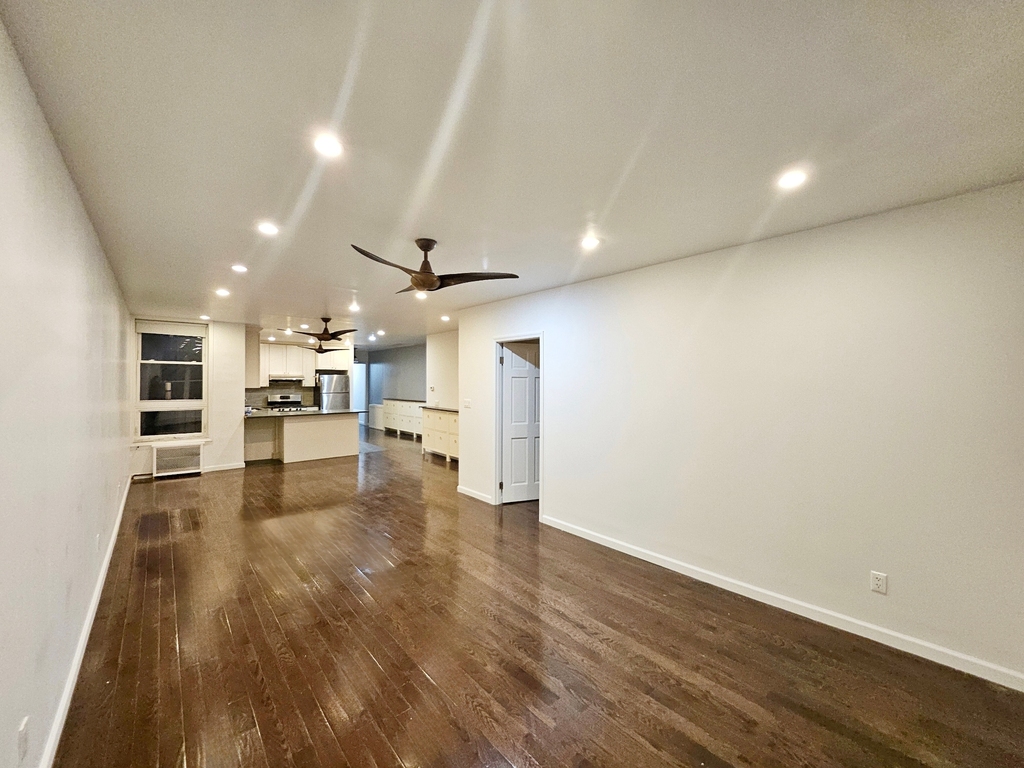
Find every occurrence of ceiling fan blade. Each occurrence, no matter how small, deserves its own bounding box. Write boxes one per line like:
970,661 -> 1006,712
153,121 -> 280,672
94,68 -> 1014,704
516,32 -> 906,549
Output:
351,244 -> 417,276
436,272 -> 519,289
328,328 -> 358,339
396,285 -> 417,294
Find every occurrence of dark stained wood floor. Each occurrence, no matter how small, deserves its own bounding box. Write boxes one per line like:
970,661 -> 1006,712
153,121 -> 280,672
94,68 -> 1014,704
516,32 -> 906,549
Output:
56,429 -> 1024,768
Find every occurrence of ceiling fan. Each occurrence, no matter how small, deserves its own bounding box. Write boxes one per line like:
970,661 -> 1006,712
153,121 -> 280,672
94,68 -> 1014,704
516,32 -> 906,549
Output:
276,317 -> 356,353
351,238 -> 518,293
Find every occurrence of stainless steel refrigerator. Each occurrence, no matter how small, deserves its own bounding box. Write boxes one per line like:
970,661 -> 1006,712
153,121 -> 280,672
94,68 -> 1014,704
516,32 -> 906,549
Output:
317,371 -> 350,412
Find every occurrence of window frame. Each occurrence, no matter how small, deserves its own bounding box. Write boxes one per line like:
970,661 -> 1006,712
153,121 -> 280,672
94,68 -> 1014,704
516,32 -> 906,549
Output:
134,320 -> 209,442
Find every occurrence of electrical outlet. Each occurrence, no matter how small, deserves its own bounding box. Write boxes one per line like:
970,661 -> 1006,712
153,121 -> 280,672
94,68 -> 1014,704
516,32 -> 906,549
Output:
17,716 -> 29,763
871,571 -> 888,595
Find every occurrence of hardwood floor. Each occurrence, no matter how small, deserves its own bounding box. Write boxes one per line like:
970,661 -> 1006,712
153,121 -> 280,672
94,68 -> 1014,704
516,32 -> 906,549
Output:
56,429 -> 1024,767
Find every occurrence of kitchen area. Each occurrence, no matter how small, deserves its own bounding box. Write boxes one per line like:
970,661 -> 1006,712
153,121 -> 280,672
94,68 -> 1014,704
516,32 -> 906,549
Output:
243,326 -> 368,464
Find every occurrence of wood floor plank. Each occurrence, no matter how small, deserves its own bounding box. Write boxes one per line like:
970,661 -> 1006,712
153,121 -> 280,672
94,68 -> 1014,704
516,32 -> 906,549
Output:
54,428 -> 1024,768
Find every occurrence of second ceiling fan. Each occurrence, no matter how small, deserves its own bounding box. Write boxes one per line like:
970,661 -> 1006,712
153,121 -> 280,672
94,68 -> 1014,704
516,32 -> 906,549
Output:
277,317 -> 356,354
351,238 -> 518,293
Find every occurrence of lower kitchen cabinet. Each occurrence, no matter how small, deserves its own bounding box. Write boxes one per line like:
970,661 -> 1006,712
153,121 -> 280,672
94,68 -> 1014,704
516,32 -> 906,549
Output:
422,407 -> 459,461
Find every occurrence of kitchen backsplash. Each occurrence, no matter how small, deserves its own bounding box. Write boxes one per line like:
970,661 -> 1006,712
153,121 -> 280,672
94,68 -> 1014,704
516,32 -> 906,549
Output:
245,382 -> 315,408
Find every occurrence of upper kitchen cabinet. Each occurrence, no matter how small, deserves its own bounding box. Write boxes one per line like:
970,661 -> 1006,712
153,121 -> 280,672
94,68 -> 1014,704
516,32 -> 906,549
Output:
265,344 -> 289,377
302,347 -> 316,387
317,348 -> 352,371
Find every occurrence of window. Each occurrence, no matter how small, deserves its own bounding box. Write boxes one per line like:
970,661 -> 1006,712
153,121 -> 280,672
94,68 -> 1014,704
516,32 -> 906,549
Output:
135,321 -> 207,440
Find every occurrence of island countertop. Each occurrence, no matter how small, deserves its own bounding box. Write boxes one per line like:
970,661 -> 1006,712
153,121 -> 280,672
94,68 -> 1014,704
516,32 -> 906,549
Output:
245,408 -> 367,419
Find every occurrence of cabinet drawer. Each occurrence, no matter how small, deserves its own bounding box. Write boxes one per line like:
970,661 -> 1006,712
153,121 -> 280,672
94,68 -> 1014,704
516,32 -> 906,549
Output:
449,434 -> 458,458
446,413 -> 458,433
423,410 -> 441,429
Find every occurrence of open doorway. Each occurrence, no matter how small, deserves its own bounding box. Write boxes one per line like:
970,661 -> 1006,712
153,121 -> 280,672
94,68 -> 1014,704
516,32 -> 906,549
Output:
496,338 -> 540,504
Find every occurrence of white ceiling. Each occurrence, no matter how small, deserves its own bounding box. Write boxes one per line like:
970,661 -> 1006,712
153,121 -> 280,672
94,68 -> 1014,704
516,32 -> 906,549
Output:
2,1 -> 1023,348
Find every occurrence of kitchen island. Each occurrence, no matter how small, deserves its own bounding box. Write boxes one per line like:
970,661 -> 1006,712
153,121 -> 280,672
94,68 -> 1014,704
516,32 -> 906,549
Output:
244,408 -> 364,464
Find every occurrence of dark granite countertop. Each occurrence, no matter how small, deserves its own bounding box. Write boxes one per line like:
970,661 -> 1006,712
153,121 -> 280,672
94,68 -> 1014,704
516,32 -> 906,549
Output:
246,408 -> 366,419
421,406 -> 459,413
380,398 -> 427,403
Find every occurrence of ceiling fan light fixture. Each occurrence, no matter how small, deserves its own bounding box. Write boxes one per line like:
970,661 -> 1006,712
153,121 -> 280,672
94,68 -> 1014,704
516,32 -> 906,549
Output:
313,132 -> 343,158
415,291 -> 427,300
308,337 -> 315,343
368,334 -> 376,341
284,328 -> 292,335
349,300 -> 360,312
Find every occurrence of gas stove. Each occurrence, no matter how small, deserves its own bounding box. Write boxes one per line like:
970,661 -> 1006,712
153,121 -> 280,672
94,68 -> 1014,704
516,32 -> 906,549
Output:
267,393 -> 315,412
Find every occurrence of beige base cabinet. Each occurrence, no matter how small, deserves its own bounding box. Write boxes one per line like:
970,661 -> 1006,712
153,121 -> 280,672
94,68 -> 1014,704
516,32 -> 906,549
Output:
382,399 -> 424,437
422,407 -> 459,461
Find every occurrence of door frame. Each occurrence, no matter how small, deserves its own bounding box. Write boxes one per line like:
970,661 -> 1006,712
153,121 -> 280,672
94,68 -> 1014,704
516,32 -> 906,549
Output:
493,332 -> 544,512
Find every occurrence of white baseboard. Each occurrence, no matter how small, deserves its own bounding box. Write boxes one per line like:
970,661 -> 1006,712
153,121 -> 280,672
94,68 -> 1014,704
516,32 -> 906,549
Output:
202,461 -> 246,473
40,475 -> 133,768
457,485 -> 495,505
541,515 -> 1024,694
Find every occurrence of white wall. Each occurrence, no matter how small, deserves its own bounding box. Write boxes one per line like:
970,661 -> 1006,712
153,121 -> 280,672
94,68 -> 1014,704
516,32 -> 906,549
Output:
426,330 -> 459,409
367,344 -> 426,403
459,181 -> 1024,692
205,322 -> 246,471
0,20 -> 133,767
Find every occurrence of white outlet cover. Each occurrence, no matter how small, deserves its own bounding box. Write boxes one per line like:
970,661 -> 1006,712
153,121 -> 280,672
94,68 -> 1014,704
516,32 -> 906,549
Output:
871,571 -> 888,595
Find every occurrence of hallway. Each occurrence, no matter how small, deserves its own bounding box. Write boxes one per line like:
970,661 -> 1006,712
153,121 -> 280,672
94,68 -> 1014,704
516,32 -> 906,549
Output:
55,431 -> 1024,767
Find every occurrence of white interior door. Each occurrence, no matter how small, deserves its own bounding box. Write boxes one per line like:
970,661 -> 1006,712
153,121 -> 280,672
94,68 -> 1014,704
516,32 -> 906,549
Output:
501,341 -> 540,503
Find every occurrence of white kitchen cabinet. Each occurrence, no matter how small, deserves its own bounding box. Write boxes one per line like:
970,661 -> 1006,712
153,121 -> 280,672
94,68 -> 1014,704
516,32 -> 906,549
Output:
265,344 -> 288,376
259,343 -> 270,387
284,345 -> 305,377
422,407 -> 459,461
382,399 -> 424,438
317,348 -> 352,371
302,348 -> 316,386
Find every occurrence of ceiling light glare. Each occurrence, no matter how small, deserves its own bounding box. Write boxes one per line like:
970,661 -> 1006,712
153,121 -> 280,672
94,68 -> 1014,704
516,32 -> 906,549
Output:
314,132 -> 343,158
349,300 -> 360,312
368,334 -> 376,341
776,168 -> 808,190
285,328 -> 292,335
257,221 -> 279,236
231,264 -> 247,273
215,288 -> 230,297
440,315 -> 450,322
199,315 -> 210,320
376,329 -> 385,336
415,291 -> 427,300
299,324 -> 309,329
268,335 -> 276,341
581,234 -> 600,251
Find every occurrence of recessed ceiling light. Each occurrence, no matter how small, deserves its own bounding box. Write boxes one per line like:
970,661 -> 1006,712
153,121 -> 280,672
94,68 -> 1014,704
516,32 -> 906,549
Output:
776,168 -> 808,190
376,329 -> 385,336
349,299 -> 360,312
231,264 -> 248,273
199,315 -> 210,320
257,221 -> 279,236
313,132 -> 343,158
581,234 -> 600,251
299,324 -> 309,329
268,335 -> 276,341
441,315 -> 450,322
215,288 -> 230,297
308,337 -> 315,343
368,334 -> 377,341
415,291 -> 427,300
285,328 -> 293,335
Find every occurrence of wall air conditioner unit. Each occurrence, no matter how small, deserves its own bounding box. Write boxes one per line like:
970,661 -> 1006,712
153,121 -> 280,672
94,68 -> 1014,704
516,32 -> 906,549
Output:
152,442 -> 203,478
